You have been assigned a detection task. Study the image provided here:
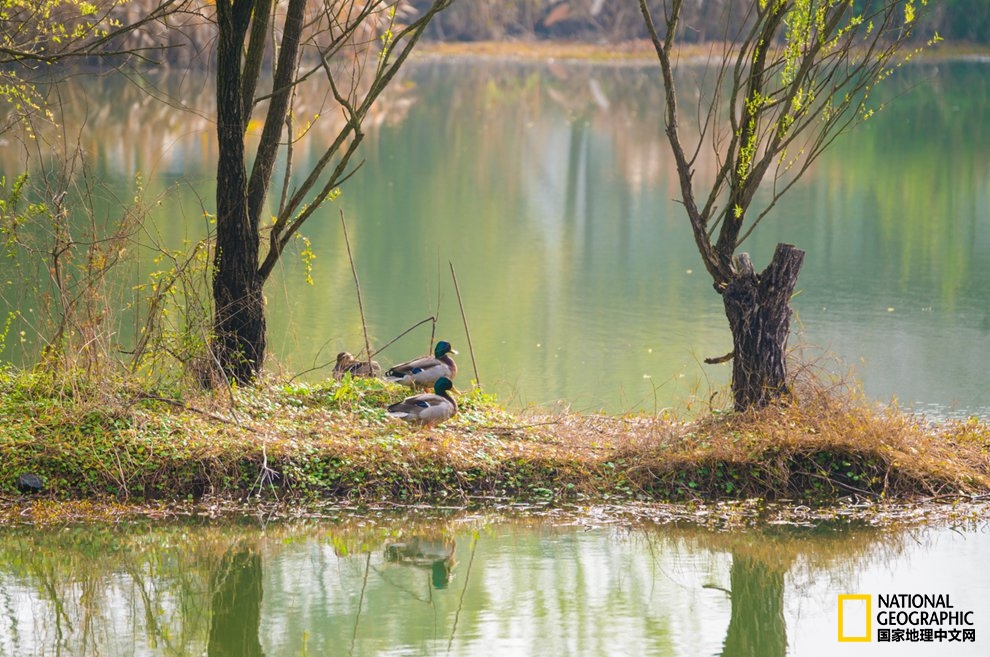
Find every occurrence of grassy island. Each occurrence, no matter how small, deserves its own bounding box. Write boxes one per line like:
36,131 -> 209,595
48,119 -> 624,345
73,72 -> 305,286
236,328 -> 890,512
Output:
2,369 -> 988,512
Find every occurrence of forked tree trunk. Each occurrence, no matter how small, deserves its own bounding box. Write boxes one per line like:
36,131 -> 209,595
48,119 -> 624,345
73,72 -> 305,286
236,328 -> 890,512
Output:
212,83 -> 266,384
722,243 -> 805,411
212,1 -> 265,384
206,0 -> 449,384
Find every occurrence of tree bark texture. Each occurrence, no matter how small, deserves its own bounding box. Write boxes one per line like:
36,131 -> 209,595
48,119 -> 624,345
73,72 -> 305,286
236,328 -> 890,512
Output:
723,243 -> 805,411
213,0 -> 265,383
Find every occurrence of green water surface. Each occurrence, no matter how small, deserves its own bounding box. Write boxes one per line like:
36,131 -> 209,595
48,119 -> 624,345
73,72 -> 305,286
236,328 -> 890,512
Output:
1,58 -> 987,416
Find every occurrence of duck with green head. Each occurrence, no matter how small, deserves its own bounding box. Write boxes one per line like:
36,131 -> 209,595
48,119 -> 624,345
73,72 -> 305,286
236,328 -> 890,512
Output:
386,376 -> 457,428
384,340 -> 457,389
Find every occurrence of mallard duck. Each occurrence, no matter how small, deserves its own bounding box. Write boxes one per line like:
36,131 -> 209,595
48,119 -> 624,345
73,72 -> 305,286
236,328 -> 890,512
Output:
386,376 -> 457,428
333,351 -> 381,378
384,340 -> 457,389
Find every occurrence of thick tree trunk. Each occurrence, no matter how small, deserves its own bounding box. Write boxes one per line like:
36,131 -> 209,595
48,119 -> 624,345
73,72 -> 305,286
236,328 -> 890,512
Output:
212,1 -> 265,384
212,218 -> 266,383
722,243 -> 805,411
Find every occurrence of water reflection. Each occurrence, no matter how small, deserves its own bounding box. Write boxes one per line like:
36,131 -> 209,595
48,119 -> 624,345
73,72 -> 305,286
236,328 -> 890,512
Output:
0,508 -> 987,656
722,552 -> 786,657
384,533 -> 457,590
209,548 -> 265,657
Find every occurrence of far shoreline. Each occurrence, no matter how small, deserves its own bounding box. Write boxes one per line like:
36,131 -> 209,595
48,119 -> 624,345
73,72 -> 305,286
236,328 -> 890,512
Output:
412,38 -> 990,65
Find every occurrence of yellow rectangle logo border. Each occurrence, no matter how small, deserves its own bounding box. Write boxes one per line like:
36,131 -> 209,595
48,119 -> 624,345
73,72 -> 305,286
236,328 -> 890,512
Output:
838,594 -> 872,642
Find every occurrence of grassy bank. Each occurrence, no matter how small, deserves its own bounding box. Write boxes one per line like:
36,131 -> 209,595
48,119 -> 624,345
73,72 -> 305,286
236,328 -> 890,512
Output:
1,369 -> 988,505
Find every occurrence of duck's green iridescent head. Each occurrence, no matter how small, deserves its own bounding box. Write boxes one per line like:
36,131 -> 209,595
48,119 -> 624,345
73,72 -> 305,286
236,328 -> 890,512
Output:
433,377 -> 455,394
434,341 -> 456,357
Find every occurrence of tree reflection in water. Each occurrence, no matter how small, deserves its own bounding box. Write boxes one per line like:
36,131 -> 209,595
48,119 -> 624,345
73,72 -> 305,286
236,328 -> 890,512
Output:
208,547 -> 265,657
0,509 -> 982,656
721,553 -> 786,657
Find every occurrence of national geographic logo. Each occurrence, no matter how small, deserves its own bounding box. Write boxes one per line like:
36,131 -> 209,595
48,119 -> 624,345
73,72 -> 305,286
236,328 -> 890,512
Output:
838,593 -> 977,644
838,594 -> 871,642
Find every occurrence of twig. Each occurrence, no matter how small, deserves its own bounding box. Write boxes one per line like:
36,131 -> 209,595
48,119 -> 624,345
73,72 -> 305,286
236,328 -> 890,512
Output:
278,89 -> 296,217
289,316 -> 437,381
482,421 -> 561,430
447,533 -> 478,654
370,316 -> 436,359
110,445 -> 130,501
704,351 -> 734,365
252,441 -> 280,500
703,583 -> 733,597
132,393 -> 259,432
349,551 -> 372,657
917,492 -> 990,503
795,470 -> 877,498
340,210 -> 374,368
431,264 -> 440,352
449,262 -> 479,386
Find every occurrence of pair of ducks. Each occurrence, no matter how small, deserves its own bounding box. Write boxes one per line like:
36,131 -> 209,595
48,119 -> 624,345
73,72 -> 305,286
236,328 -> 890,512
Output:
335,341 -> 459,428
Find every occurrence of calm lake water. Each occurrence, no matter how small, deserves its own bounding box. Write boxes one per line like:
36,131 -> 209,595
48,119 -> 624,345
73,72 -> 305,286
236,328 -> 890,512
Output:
2,57 -> 988,657
0,508 -> 987,656
1,57 -> 987,417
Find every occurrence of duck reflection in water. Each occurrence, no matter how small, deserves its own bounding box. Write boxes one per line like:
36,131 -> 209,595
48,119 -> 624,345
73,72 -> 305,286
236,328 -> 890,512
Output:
384,535 -> 457,590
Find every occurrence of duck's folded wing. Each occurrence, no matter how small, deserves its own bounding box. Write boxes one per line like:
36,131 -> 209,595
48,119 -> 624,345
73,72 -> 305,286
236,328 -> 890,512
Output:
386,356 -> 437,376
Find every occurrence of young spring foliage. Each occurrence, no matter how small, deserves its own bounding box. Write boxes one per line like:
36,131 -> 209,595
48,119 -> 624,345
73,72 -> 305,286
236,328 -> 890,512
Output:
641,0 -> 935,282
638,0 -> 936,409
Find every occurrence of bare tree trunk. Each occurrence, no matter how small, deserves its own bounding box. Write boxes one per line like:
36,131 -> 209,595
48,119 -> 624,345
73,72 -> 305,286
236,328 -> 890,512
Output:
212,211 -> 266,383
212,0 -> 265,383
723,243 -> 805,411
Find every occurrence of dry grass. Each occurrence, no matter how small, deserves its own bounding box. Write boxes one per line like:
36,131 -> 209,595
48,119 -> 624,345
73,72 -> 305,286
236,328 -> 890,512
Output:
605,380 -> 990,500
2,369 -> 988,505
